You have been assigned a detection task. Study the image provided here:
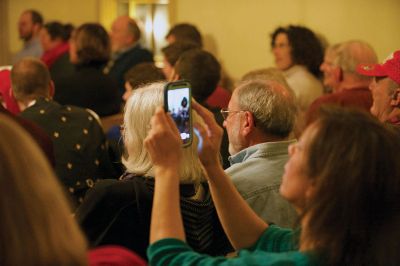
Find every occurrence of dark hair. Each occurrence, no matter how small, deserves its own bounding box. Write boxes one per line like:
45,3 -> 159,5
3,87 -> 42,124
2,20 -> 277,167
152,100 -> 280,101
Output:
271,25 -> 324,78
304,106 -> 400,265
43,21 -> 74,42
11,58 -> 51,101
174,49 -> 220,103
181,97 -> 188,107
74,23 -> 110,65
27,9 -> 43,26
124,62 -> 165,89
161,41 -> 199,66
166,23 -> 203,47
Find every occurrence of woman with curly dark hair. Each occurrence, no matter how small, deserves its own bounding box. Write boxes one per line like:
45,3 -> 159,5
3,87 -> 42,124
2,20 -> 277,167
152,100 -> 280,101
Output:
271,25 -> 324,111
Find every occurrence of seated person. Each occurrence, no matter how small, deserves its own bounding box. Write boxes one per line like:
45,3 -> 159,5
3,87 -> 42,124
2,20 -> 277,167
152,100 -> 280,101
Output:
0,113 -> 145,266
0,69 -> 20,114
54,23 -> 120,117
104,62 -> 166,176
76,82 -> 233,260
123,62 -> 166,102
271,25 -> 324,111
306,40 -> 378,126
172,48 -> 230,168
39,21 -> 75,86
104,15 -> 154,98
11,58 -> 117,206
145,103 -> 400,265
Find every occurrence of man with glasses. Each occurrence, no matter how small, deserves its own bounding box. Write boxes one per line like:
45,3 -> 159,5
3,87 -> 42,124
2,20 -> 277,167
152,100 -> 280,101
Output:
222,79 -> 297,227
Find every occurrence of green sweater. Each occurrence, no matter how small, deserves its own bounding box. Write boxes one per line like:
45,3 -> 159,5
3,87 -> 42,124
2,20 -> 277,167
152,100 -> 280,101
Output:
147,225 -> 318,265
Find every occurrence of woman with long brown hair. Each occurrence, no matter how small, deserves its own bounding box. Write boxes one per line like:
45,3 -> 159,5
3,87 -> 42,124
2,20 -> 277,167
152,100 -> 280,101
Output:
145,103 -> 400,265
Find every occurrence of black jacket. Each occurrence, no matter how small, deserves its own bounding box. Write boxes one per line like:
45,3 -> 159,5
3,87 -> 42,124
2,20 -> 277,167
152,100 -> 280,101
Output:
55,62 -> 120,117
76,173 -> 233,260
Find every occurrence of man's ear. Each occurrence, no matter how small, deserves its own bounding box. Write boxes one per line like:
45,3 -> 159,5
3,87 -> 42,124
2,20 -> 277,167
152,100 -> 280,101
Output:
49,81 -> 55,98
241,111 -> 255,136
390,88 -> 400,108
333,67 -> 343,82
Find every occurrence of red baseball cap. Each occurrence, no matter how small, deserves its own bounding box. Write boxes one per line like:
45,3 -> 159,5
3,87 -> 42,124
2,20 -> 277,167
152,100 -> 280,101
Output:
357,50 -> 400,84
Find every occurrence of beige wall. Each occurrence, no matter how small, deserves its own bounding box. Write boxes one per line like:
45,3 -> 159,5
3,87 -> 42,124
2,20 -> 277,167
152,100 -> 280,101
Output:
173,0 -> 400,82
4,0 -> 400,82
7,0 -> 99,62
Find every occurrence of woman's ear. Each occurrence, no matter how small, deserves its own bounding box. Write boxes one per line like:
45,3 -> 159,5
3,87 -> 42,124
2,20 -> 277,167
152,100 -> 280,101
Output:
305,180 -> 317,200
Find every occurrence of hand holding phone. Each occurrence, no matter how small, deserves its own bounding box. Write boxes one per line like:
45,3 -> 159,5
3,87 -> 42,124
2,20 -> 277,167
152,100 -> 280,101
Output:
164,80 -> 192,147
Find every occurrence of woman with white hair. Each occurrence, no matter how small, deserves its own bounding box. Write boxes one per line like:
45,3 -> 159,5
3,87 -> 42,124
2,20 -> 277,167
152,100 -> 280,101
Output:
76,82 -> 232,260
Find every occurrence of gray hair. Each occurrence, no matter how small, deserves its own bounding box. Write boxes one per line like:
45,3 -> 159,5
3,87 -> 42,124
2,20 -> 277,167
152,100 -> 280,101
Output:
239,67 -> 295,97
236,79 -> 297,138
122,81 -> 205,183
334,40 -> 378,80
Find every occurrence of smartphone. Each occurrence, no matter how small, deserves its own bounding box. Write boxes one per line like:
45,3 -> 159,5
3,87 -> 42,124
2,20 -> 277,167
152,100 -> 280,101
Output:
164,80 -> 192,147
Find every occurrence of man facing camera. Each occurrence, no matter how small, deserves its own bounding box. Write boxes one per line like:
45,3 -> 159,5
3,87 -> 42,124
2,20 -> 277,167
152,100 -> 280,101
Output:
104,16 -> 153,98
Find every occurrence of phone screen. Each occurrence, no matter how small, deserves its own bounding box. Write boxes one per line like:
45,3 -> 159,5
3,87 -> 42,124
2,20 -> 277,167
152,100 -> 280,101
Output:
165,82 -> 192,146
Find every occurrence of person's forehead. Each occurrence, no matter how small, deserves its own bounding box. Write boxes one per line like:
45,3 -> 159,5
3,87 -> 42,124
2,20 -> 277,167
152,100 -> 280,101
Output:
275,33 -> 289,43
375,76 -> 390,83
20,12 -> 32,22
229,90 -> 240,108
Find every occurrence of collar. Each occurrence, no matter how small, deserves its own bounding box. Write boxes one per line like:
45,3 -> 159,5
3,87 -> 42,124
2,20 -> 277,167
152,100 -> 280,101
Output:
228,139 -> 296,165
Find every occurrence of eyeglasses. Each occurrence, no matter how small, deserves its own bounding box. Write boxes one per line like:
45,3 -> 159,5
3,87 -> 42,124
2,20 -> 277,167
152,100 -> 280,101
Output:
220,108 -> 245,120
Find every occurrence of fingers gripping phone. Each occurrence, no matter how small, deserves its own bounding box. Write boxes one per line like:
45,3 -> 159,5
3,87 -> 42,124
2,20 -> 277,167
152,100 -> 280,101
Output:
164,80 -> 192,147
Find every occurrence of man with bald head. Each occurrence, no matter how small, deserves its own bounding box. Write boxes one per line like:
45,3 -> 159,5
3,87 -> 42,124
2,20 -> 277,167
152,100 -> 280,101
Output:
306,40 -> 378,124
104,15 -> 153,98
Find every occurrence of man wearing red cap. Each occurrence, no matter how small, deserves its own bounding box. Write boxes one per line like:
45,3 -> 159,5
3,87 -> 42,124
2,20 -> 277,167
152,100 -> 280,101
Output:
357,50 -> 400,127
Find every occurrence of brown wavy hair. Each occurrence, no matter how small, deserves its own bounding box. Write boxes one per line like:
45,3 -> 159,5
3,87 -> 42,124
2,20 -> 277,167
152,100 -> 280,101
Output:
302,106 -> 400,265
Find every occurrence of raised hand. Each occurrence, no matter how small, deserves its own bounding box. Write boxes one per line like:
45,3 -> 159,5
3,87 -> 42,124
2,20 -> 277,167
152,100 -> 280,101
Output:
192,101 -> 224,169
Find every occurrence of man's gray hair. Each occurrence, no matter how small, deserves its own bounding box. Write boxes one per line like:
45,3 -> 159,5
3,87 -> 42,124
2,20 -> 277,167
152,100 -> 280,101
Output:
334,40 -> 378,80
236,79 -> 297,138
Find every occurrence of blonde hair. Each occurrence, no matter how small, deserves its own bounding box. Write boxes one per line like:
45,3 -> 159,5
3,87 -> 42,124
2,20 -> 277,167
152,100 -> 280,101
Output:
122,81 -> 206,183
0,114 -> 87,266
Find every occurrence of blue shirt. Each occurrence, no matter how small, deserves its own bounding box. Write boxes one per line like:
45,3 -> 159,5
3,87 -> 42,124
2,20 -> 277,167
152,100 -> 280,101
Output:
226,140 -> 298,228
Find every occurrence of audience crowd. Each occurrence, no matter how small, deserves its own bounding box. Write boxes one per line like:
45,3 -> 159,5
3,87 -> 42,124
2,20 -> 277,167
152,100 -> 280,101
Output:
0,7 -> 399,266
